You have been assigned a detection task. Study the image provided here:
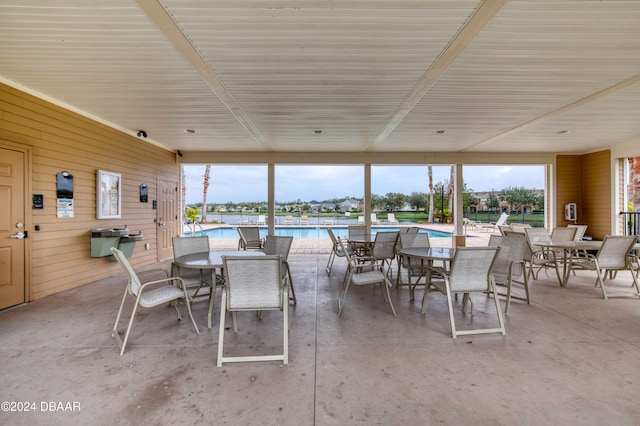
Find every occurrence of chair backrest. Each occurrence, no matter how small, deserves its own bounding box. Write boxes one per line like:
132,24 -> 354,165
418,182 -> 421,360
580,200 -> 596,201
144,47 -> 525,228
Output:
509,223 -> 531,233
372,231 -> 398,260
488,234 -> 503,246
339,238 -> 358,269
172,236 -> 210,258
357,216 -> 365,225
492,232 -> 527,277
525,227 -> 551,244
223,255 -> 283,310
349,225 -> 367,237
399,232 -> 430,249
388,213 -> 396,221
504,230 -> 534,261
495,213 -> 509,226
327,228 -> 339,249
498,225 -> 511,235
567,224 -> 588,241
371,213 -> 378,221
447,247 -> 500,292
262,235 -> 293,261
110,247 -> 142,296
596,236 -> 638,269
238,226 -> 261,243
551,227 -> 577,242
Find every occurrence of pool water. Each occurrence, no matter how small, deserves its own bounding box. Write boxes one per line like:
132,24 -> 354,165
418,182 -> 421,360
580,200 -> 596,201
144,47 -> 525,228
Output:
191,227 -> 451,239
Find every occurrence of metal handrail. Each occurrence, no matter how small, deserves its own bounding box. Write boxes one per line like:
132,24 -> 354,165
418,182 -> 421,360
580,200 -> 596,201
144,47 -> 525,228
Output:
619,212 -> 639,236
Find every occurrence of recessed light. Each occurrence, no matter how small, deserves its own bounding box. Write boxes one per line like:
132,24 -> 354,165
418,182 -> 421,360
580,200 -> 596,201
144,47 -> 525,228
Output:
184,129 -> 196,134
314,130 -> 323,134
558,130 -> 571,134
436,130 -> 446,134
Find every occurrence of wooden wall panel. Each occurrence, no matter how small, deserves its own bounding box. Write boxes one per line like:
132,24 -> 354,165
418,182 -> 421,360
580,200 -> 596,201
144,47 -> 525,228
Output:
580,150 -> 611,240
0,83 -> 179,300
555,155 -> 582,226
556,151 -> 612,240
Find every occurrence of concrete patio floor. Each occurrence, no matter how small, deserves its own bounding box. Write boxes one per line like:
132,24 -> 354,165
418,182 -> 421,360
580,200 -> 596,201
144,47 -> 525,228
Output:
2,228 -> 640,425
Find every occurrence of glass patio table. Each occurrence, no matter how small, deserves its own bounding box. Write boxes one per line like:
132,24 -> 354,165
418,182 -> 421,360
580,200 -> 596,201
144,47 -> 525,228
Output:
397,247 -> 456,301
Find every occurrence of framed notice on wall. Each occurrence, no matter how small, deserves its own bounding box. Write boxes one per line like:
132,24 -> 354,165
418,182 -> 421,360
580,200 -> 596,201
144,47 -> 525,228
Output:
97,170 -> 121,219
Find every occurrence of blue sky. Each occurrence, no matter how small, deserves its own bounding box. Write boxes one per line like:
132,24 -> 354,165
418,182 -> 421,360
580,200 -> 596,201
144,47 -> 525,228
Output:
183,165 -> 545,204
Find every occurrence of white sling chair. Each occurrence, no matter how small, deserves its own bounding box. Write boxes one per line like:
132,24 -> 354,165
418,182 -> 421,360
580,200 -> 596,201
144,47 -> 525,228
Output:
217,255 -> 289,366
111,247 -> 199,355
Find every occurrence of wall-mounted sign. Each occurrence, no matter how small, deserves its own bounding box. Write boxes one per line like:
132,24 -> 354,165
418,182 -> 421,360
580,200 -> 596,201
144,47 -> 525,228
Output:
57,198 -> 74,218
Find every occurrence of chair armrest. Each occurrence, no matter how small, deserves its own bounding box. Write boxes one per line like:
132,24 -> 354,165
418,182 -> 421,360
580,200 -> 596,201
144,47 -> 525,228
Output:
139,276 -> 186,293
138,268 -> 170,279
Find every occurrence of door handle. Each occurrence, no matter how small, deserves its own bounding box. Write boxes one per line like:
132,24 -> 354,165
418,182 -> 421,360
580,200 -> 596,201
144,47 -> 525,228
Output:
158,222 -> 165,227
10,232 -> 25,239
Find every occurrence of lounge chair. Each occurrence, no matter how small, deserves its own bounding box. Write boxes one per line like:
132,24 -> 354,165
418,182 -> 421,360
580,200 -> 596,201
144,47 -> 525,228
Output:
299,215 -> 309,225
478,213 -> 509,233
237,226 -> 264,250
387,213 -> 399,225
283,215 -> 294,225
256,215 -> 266,226
371,213 -> 380,225
462,217 -> 479,231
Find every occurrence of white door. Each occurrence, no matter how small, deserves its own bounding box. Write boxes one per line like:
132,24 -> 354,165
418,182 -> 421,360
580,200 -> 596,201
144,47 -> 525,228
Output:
157,177 -> 179,261
0,147 -> 26,309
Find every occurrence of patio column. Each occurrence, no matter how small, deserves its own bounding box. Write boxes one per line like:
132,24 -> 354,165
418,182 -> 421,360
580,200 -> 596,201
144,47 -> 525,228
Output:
364,164 -> 371,232
453,163 -> 466,247
268,163 -> 275,235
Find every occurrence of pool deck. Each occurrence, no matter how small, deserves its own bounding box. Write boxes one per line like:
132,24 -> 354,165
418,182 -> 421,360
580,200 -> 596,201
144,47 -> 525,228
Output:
197,223 -> 494,254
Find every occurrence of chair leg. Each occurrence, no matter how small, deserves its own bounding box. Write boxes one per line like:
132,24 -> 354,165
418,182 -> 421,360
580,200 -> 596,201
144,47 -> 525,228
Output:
112,290 -> 129,338
326,250 -> 336,275
217,291 -> 227,367
383,278 -> 397,317
232,312 -> 239,332
182,297 -> 200,335
444,282 -> 458,338
208,285 -> 217,329
118,302 -> 141,356
491,282 -> 507,336
286,263 -> 296,305
595,265 -> 608,299
283,286 -> 289,364
338,274 -> 352,316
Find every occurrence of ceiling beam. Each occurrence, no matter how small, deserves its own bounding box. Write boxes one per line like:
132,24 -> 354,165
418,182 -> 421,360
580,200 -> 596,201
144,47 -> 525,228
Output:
366,0 -> 508,151
135,0 -> 269,151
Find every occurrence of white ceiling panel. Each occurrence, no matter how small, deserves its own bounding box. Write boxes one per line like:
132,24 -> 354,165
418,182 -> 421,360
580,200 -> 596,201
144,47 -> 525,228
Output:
0,0 -> 638,156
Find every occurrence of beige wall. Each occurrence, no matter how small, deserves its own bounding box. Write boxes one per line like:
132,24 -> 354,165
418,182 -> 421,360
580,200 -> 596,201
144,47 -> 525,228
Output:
0,83 -> 179,300
556,151 -> 611,240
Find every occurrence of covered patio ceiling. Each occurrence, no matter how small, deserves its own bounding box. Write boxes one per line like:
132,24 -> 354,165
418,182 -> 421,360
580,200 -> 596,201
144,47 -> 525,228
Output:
1,1 -> 639,158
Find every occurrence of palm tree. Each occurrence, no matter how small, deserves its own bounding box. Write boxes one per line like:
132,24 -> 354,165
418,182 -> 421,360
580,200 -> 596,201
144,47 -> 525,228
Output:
202,165 -> 210,223
181,166 -> 186,221
427,166 -> 435,222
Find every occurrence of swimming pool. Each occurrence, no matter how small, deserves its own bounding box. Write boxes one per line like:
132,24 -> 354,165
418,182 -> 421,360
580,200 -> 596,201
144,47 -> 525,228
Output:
190,227 -> 451,239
